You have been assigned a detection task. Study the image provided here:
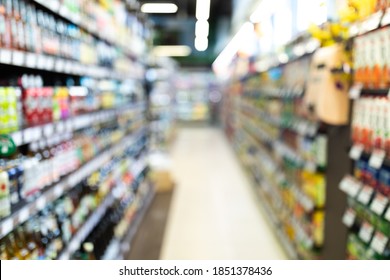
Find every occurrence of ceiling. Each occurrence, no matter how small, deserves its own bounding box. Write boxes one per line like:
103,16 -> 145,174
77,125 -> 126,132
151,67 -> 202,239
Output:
139,0 -> 233,67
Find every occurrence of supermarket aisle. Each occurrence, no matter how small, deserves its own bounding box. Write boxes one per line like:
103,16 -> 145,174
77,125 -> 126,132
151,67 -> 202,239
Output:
160,127 -> 287,260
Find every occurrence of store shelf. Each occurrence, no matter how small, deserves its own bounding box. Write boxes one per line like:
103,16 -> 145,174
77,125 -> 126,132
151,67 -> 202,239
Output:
109,186 -> 155,260
8,102 -> 145,147
359,88 -> 390,97
32,0 -> 139,58
241,101 -> 319,138
0,49 -> 142,81
348,10 -> 390,38
240,119 -> 321,174
349,146 -> 390,169
59,155 -> 148,260
0,128 -> 146,239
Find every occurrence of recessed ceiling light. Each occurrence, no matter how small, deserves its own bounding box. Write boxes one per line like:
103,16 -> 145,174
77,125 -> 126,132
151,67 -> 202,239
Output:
196,0 -> 210,20
195,20 -> 209,38
195,37 -> 208,52
152,45 -> 192,57
141,3 -> 178,14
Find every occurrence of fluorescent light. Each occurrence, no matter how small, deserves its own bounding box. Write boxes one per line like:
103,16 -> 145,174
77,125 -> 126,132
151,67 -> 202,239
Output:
250,0 -> 277,23
152,45 -> 192,57
213,22 -> 254,71
195,20 -> 209,37
141,3 -> 178,14
196,0 -> 210,20
195,37 -> 208,51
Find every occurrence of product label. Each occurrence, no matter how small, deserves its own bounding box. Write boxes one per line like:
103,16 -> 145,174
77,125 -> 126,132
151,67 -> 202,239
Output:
370,194 -> 389,216
357,186 -> 374,205
0,135 -> 17,157
370,232 -> 389,255
359,222 -> 374,243
349,144 -> 364,160
369,149 -> 386,169
342,208 -> 356,228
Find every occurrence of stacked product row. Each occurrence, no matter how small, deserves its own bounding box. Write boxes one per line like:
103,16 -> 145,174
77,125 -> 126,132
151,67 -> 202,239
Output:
0,74 -> 142,134
0,0 -> 151,260
0,0 -> 147,72
0,131 -> 149,260
340,24 -> 390,260
232,63 -> 329,259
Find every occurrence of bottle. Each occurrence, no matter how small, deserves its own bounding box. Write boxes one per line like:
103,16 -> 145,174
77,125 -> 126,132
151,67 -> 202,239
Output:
14,225 -> 31,259
0,170 -> 11,218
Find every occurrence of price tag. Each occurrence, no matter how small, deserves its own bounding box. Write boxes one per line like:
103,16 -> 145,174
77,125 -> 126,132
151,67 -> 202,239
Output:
12,51 -> 24,65
44,124 -> 54,137
339,176 -> 354,194
55,59 -> 65,72
362,12 -> 383,33
45,56 -> 55,71
348,180 -> 362,198
23,128 -> 34,143
18,208 -> 30,224
385,207 -> 390,222
1,218 -> 13,236
369,149 -> 386,169
56,121 -> 65,133
358,222 -> 374,243
37,55 -> 47,69
349,83 -> 363,99
11,131 -> 23,146
32,127 -> 41,141
357,185 -> 374,205
64,60 -> 72,74
370,194 -> 389,216
25,53 -> 37,68
36,197 -> 46,210
54,184 -> 64,197
382,8 -> 390,26
370,232 -> 389,254
0,49 -> 12,63
349,144 -> 364,160
65,120 -> 73,132
342,208 -> 356,228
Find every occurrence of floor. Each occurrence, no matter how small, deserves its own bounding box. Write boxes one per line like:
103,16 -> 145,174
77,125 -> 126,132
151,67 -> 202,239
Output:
160,127 -> 287,260
127,191 -> 174,260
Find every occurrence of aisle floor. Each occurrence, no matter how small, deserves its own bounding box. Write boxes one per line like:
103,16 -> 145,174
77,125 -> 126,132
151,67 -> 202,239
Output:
160,127 -> 287,260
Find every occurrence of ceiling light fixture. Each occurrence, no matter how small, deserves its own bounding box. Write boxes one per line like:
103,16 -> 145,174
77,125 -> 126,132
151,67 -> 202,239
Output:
195,20 -> 209,38
141,3 -> 178,14
152,45 -> 192,57
194,37 -> 208,52
196,0 -> 210,20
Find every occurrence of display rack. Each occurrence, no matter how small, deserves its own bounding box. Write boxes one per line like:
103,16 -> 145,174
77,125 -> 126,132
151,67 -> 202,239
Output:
0,0 -> 152,260
224,53 -> 350,260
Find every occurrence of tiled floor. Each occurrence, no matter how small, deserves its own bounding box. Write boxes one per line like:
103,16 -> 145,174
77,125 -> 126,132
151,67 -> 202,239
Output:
160,127 -> 287,260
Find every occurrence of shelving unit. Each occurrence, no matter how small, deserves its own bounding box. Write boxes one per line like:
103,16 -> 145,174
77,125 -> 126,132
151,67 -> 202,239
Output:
224,52 -> 350,259
0,0 -> 152,260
